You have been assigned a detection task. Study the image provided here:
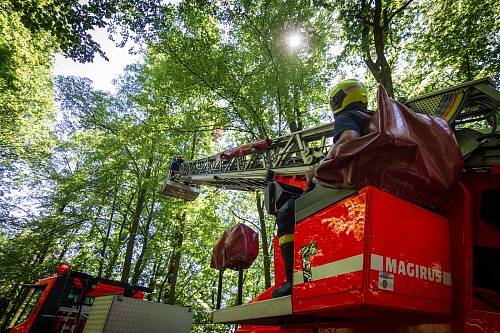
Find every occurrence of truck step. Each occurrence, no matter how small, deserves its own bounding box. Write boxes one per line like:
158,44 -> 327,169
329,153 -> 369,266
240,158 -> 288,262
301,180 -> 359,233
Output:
213,296 -> 330,326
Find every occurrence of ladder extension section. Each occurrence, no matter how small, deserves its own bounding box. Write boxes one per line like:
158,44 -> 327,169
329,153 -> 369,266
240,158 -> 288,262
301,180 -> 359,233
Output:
176,122 -> 335,191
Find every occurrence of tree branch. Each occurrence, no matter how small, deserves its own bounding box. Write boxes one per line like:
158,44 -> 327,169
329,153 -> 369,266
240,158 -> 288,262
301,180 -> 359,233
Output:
360,5 -> 379,81
231,209 -> 260,231
95,121 -> 142,180
162,41 -> 258,140
386,0 -> 413,27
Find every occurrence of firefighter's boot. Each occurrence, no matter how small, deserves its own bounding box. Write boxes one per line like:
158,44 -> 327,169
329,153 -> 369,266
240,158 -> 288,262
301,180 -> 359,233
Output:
272,241 -> 294,298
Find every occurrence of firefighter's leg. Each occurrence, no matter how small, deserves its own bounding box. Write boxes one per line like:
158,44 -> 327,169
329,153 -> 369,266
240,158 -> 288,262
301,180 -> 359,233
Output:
272,198 -> 295,298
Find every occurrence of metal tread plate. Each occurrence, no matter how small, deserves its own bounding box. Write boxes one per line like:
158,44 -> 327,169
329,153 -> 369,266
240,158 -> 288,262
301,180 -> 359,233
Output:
212,296 -> 338,326
295,184 -> 357,223
213,296 -> 293,324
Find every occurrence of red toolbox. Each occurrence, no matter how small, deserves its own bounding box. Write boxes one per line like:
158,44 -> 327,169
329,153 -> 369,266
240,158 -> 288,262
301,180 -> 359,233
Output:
292,186 -> 452,318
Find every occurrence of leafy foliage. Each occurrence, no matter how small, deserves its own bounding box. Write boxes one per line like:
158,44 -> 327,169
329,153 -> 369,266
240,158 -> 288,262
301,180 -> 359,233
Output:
401,0 -> 500,93
1,0 -> 498,331
0,4 -> 56,161
7,0 -> 164,63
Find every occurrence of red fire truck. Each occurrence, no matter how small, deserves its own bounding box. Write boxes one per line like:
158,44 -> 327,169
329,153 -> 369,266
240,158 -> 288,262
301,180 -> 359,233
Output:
0,264 -> 150,332
164,78 -> 500,333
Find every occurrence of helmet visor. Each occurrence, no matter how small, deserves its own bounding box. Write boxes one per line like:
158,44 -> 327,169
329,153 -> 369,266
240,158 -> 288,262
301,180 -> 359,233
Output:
330,90 -> 346,112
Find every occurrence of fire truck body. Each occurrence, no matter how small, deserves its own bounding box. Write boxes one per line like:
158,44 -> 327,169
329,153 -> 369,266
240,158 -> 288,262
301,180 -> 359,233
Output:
2,268 -> 193,333
233,175 -> 499,332
163,78 -> 498,333
234,172 -> 500,333
2,268 -> 151,333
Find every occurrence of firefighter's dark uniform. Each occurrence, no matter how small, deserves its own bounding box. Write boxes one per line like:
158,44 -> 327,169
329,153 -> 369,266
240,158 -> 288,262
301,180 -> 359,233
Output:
272,182 -> 314,298
332,107 -> 373,142
272,104 -> 372,298
169,157 -> 184,179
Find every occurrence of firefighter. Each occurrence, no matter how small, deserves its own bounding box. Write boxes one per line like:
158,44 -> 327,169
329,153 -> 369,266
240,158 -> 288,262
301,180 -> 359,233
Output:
272,79 -> 372,298
272,183 -> 313,298
326,79 -> 372,156
169,156 -> 184,179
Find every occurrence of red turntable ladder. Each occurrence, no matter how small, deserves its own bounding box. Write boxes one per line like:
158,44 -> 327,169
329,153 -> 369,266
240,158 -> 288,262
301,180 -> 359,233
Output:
163,78 -> 500,333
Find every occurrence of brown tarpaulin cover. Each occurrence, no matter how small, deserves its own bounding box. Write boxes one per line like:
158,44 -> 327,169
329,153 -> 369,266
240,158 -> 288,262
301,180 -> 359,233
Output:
210,223 -> 259,270
316,86 -> 464,209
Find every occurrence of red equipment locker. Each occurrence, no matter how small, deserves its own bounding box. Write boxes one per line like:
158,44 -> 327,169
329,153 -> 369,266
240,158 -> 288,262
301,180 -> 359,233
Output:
293,186 -> 452,318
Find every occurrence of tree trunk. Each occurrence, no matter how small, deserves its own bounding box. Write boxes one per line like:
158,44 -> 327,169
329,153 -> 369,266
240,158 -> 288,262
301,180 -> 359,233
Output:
103,223 -> 127,279
104,190 -> 135,279
280,84 -> 299,133
147,261 -> 159,301
57,245 -> 68,263
29,241 -> 51,282
293,85 -> 302,131
256,192 -> 271,289
166,213 -> 186,304
372,0 -> 394,97
121,155 -> 153,283
131,200 -> 156,285
98,189 -> 118,278
360,0 -> 395,97
157,273 -> 169,302
57,231 -> 76,263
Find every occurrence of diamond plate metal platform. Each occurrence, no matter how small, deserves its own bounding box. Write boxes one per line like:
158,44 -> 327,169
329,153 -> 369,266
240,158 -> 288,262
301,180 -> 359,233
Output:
212,295 -> 339,326
213,296 -> 292,325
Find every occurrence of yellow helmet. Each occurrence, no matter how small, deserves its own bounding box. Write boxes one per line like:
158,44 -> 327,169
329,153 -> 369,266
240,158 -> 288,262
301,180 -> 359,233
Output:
329,79 -> 368,114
